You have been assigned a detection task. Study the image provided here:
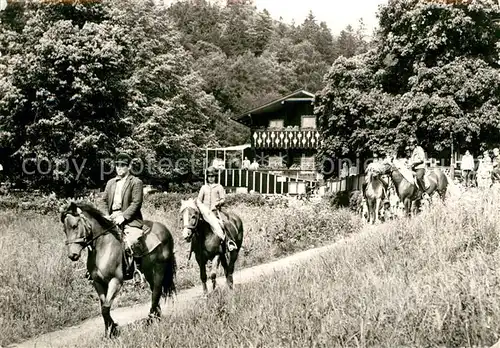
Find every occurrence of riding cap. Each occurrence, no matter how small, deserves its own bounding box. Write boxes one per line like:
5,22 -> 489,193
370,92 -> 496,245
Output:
115,152 -> 132,166
206,166 -> 217,176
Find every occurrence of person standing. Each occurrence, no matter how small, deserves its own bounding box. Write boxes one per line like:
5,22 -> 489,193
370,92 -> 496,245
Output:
460,150 -> 474,187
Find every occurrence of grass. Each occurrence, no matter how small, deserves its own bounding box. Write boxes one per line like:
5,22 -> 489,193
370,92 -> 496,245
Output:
71,188 -> 500,348
0,194 -> 361,346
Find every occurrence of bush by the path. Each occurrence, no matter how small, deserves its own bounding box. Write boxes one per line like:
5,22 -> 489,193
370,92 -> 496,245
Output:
73,189 -> 500,347
0,194 -> 361,346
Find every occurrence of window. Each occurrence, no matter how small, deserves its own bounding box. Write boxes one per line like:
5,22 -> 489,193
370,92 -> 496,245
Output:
269,119 -> 284,129
300,156 -> 315,171
301,115 -> 316,129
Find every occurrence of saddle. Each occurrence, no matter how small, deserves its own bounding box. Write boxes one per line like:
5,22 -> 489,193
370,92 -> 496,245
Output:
123,222 -> 161,258
396,164 -> 431,188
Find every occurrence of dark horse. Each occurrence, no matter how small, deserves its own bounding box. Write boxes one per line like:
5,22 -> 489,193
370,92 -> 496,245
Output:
59,201 -> 176,337
380,158 -> 448,216
179,198 -> 243,293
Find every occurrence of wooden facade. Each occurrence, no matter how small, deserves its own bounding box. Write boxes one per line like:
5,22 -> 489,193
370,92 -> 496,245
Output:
231,90 -> 320,181
215,169 -> 317,195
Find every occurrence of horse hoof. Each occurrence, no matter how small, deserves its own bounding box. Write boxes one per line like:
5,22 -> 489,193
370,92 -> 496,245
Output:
108,323 -> 119,338
147,313 -> 161,325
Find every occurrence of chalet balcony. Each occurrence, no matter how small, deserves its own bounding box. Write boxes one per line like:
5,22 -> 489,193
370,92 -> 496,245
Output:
252,128 -> 321,149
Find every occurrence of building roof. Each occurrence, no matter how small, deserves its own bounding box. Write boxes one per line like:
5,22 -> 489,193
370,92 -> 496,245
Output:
231,90 -> 315,127
205,143 -> 251,151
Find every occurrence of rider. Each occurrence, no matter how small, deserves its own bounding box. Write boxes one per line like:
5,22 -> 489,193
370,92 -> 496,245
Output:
408,138 -> 429,199
196,166 -> 238,251
100,152 -> 145,282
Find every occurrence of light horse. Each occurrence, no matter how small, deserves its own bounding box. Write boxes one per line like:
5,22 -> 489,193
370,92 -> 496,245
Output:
179,198 -> 243,294
380,158 -> 448,216
363,170 -> 389,224
59,201 -> 176,338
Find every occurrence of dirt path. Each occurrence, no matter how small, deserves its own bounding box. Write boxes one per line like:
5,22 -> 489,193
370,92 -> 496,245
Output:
9,231 -> 367,348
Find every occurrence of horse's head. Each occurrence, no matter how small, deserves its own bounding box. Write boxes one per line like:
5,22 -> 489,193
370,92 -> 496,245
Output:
378,156 -> 399,176
179,198 -> 201,242
59,200 -> 92,261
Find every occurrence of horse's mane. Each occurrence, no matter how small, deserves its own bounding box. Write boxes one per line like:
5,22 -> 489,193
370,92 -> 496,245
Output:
60,200 -> 116,231
76,202 -> 117,230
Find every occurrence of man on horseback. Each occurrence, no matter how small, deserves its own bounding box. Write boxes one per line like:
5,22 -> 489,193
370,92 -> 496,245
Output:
196,166 -> 238,251
100,152 -> 145,282
408,138 -> 429,199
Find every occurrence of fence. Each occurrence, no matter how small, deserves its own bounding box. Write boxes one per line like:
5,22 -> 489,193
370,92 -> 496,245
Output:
214,169 -> 317,195
323,161 -> 456,194
324,174 -> 365,194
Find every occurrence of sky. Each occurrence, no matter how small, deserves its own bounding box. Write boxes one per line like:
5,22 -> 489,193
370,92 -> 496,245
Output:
253,0 -> 388,36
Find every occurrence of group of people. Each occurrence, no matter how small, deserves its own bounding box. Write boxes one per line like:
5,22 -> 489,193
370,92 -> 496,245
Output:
361,139 -> 500,223
213,156 -> 260,171
93,153 -> 237,283
459,148 -> 500,188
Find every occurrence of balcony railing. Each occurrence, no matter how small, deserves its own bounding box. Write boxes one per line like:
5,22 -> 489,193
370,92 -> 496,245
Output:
252,128 -> 321,149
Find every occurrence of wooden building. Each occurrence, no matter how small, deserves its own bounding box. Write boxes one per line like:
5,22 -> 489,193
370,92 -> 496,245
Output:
231,90 -> 321,182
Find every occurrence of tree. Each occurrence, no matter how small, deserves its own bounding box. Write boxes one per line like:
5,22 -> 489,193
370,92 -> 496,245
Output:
0,0 -> 220,194
315,0 -> 500,169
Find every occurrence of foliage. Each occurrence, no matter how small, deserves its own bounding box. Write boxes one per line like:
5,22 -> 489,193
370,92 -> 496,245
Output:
323,190 -> 351,208
0,197 -> 360,346
315,0 -> 500,166
167,0 -> 370,115
0,0 -> 370,194
0,0 -> 220,194
69,189 -> 500,347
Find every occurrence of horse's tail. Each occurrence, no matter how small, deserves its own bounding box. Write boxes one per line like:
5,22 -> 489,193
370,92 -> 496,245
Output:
162,254 -> 177,298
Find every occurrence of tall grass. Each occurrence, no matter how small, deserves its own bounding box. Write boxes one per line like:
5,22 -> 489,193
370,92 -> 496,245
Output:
73,189 -> 500,347
0,194 -> 361,346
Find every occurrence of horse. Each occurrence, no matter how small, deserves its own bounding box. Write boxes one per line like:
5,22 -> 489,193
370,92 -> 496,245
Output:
363,171 -> 389,224
179,198 -> 243,294
380,158 -> 448,216
59,200 -> 176,338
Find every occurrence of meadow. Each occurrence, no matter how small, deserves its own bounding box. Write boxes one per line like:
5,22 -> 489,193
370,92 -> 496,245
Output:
0,192 -> 361,346
69,188 -> 500,348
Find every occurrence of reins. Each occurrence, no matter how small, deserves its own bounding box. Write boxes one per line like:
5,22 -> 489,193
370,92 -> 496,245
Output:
64,211 -> 120,250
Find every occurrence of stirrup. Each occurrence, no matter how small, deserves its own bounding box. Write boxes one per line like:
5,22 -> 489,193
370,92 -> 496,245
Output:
227,240 -> 237,251
133,269 -> 145,285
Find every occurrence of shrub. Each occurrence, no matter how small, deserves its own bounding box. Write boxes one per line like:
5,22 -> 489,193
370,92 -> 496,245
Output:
323,190 -> 350,209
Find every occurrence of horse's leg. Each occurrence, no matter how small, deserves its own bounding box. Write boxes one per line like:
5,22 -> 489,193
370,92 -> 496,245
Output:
142,257 -> 163,319
196,255 -> 208,295
102,277 -> 122,338
150,263 -> 165,319
375,198 -> 381,224
220,250 -> 237,289
93,280 -> 110,337
210,254 -> 220,290
366,199 -> 374,224
404,198 -> 411,217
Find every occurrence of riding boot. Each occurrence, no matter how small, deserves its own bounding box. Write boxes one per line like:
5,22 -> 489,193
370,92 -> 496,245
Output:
123,248 -> 134,280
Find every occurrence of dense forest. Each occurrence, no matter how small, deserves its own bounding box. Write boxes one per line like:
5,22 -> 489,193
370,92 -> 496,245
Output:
0,0 -> 369,194
315,0 -> 500,169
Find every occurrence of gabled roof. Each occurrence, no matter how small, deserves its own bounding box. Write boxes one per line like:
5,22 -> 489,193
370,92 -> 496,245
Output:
231,90 -> 315,127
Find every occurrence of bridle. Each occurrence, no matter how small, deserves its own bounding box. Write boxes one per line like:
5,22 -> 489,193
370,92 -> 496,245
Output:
63,209 -> 117,251
180,205 -> 200,233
